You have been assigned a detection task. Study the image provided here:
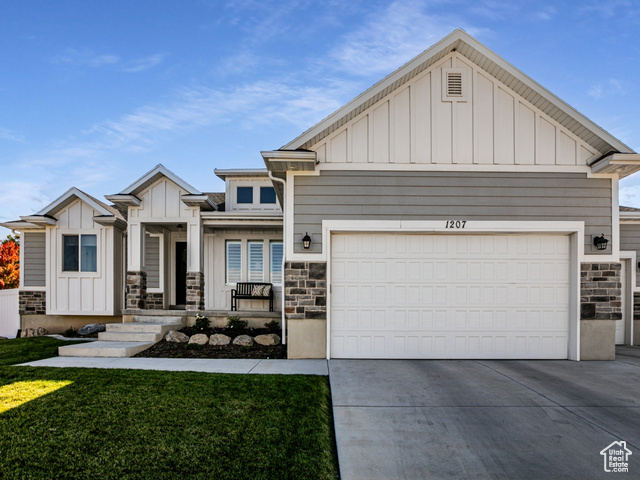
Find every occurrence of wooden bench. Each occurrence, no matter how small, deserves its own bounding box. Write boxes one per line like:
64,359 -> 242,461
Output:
231,282 -> 274,312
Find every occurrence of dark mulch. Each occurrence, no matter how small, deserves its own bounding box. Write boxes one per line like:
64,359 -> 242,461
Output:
133,327 -> 286,359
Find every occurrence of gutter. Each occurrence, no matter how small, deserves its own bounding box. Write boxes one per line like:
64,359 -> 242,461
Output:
268,170 -> 287,350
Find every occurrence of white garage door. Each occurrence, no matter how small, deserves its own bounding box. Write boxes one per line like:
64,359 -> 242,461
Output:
330,233 -> 570,359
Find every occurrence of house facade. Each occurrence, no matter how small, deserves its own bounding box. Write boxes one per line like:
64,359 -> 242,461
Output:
4,30 -> 640,360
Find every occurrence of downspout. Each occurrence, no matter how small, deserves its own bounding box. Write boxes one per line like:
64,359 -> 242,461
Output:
268,171 -> 287,348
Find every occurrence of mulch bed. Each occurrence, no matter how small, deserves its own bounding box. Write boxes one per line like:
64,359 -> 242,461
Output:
133,327 -> 286,359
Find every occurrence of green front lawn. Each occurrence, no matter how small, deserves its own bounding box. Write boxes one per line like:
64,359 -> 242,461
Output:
0,338 -> 339,480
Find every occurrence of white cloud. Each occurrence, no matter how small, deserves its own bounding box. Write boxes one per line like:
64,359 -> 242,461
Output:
0,181 -> 51,221
0,127 -> 25,143
326,1 -> 477,77
52,49 -> 164,73
588,78 -> 627,99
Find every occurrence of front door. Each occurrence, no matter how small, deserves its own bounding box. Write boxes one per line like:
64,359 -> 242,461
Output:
175,242 -> 187,306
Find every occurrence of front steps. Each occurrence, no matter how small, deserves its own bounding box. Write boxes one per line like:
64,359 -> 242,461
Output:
59,316 -> 184,358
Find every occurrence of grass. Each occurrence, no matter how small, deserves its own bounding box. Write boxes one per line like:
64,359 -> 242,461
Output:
0,338 -> 340,480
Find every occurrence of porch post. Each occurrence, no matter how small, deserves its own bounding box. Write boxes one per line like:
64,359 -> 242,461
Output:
185,219 -> 204,311
125,221 -> 147,309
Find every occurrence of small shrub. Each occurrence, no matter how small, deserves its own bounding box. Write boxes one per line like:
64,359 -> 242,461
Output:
63,327 -> 76,337
194,314 -> 210,331
227,316 -> 248,330
264,320 -> 280,331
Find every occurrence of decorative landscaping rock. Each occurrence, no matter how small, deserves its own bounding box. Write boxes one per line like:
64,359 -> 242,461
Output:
209,334 -> 231,346
189,333 -> 209,345
233,335 -> 254,346
78,323 -> 105,336
0,336 -> 7,340
20,327 -> 49,338
254,334 -> 281,346
166,330 -> 189,343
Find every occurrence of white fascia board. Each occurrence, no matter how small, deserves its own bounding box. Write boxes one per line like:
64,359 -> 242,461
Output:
104,194 -> 141,206
19,215 -> 57,226
119,164 -> 201,195
590,153 -> 640,178
0,220 -> 43,231
214,168 -> 269,180
93,216 -> 127,229
36,187 -> 112,217
203,219 -> 283,227
180,194 -> 217,211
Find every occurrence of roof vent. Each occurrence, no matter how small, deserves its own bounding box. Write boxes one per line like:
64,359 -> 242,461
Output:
442,68 -> 468,102
447,72 -> 463,96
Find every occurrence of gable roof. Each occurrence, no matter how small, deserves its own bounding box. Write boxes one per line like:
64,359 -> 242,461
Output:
116,164 -> 201,196
283,29 -> 634,156
35,187 -> 121,218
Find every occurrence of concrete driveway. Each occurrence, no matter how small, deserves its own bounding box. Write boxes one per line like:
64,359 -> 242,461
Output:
329,347 -> 640,480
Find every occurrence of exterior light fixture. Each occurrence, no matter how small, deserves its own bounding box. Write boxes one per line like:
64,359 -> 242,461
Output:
593,234 -> 609,251
176,224 -> 184,230
302,233 -> 312,250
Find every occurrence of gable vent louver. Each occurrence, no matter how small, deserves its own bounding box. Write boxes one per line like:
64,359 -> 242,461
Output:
447,72 -> 463,96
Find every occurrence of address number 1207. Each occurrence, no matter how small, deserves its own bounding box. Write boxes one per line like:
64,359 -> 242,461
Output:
445,220 -> 466,229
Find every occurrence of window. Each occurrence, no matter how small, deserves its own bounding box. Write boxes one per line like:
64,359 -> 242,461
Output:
270,242 -> 283,285
63,234 -> 97,272
226,241 -> 242,284
260,186 -> 276,204
248,242 -> 264,282
237,186 -> 253,204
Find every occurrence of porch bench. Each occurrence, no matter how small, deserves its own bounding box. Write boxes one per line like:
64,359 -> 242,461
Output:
231,283 -> 274,312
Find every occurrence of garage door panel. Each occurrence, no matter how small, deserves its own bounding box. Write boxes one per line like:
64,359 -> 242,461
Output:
331,233 -> 570,359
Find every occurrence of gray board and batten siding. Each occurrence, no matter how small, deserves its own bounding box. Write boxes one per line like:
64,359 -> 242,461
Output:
23,232 -> 46,287
620,223 -> 640,285
293,171 -> 611,254
144,235 -> 160,289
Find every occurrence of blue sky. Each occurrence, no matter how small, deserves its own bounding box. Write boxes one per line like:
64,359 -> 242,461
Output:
1,0 -> 640,238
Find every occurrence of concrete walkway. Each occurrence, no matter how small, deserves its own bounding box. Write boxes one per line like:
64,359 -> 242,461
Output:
19,356 -> 328,375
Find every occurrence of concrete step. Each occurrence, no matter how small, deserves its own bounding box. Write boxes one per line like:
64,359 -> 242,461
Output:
98,331 -> 164,342
106,322 -> 182,335
133,315 -> 185,325
59,341 -> 154,358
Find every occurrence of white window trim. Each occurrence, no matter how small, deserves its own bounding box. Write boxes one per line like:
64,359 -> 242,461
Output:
226,240 -> 243,286
59,230 -> 100,277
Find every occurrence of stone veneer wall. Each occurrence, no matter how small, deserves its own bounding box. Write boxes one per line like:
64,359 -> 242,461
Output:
146,293 -> 164,310
580,263 -> 621,320
18,291 -> 46,315
186,272 -> 205,311
126,271 -> 147,309
284,262 -> 327,320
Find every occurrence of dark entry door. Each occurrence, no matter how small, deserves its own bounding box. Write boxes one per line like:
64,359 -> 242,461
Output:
175,242 -> 187,306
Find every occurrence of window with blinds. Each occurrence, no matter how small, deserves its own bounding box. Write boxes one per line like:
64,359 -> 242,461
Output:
226,241 -> 242,284
248,242 -> 264,282
270,242 -> 283,285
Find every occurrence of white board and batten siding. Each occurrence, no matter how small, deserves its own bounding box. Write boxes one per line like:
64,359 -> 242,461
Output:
311,52 -> 598,166
620,223 -> 640,289
0,289 -> 19,338
47,198 -> 120,315
331,233 -> 570,359
128,177 -> 202,273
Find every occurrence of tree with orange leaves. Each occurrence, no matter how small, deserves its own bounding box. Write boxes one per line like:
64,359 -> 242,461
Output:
0,235 -> 20,289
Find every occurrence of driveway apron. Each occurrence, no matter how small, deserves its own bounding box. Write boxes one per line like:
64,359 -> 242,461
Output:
329,355 -> 640,480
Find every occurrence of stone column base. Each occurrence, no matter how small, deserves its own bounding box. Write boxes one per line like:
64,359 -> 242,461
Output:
18,291 -> 46,315
126,271 -> 147,309
186,272 -> 205,311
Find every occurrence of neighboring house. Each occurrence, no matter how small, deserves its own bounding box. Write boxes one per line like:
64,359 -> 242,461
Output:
619,205 -> 640,346
3,30 -> 640,360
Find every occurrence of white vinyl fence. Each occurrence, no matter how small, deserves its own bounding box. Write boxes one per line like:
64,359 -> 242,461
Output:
0,289 -> 20,338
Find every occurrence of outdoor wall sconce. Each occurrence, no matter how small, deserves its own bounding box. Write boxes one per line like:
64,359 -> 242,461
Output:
593,234 -> 609,251
302,233 -> 312,250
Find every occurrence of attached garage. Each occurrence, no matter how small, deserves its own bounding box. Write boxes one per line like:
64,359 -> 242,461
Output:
330,233 -> 571,359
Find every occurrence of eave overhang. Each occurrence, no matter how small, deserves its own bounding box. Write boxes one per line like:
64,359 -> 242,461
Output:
104,194 -> 141,207
93,216 -> 128,229
214,168 -> 269,180
0,220 -> 43,231
589,153 -> 640,178
261,150 -> 317,178
19,215 -> 57,226
181,194 -> 217,211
